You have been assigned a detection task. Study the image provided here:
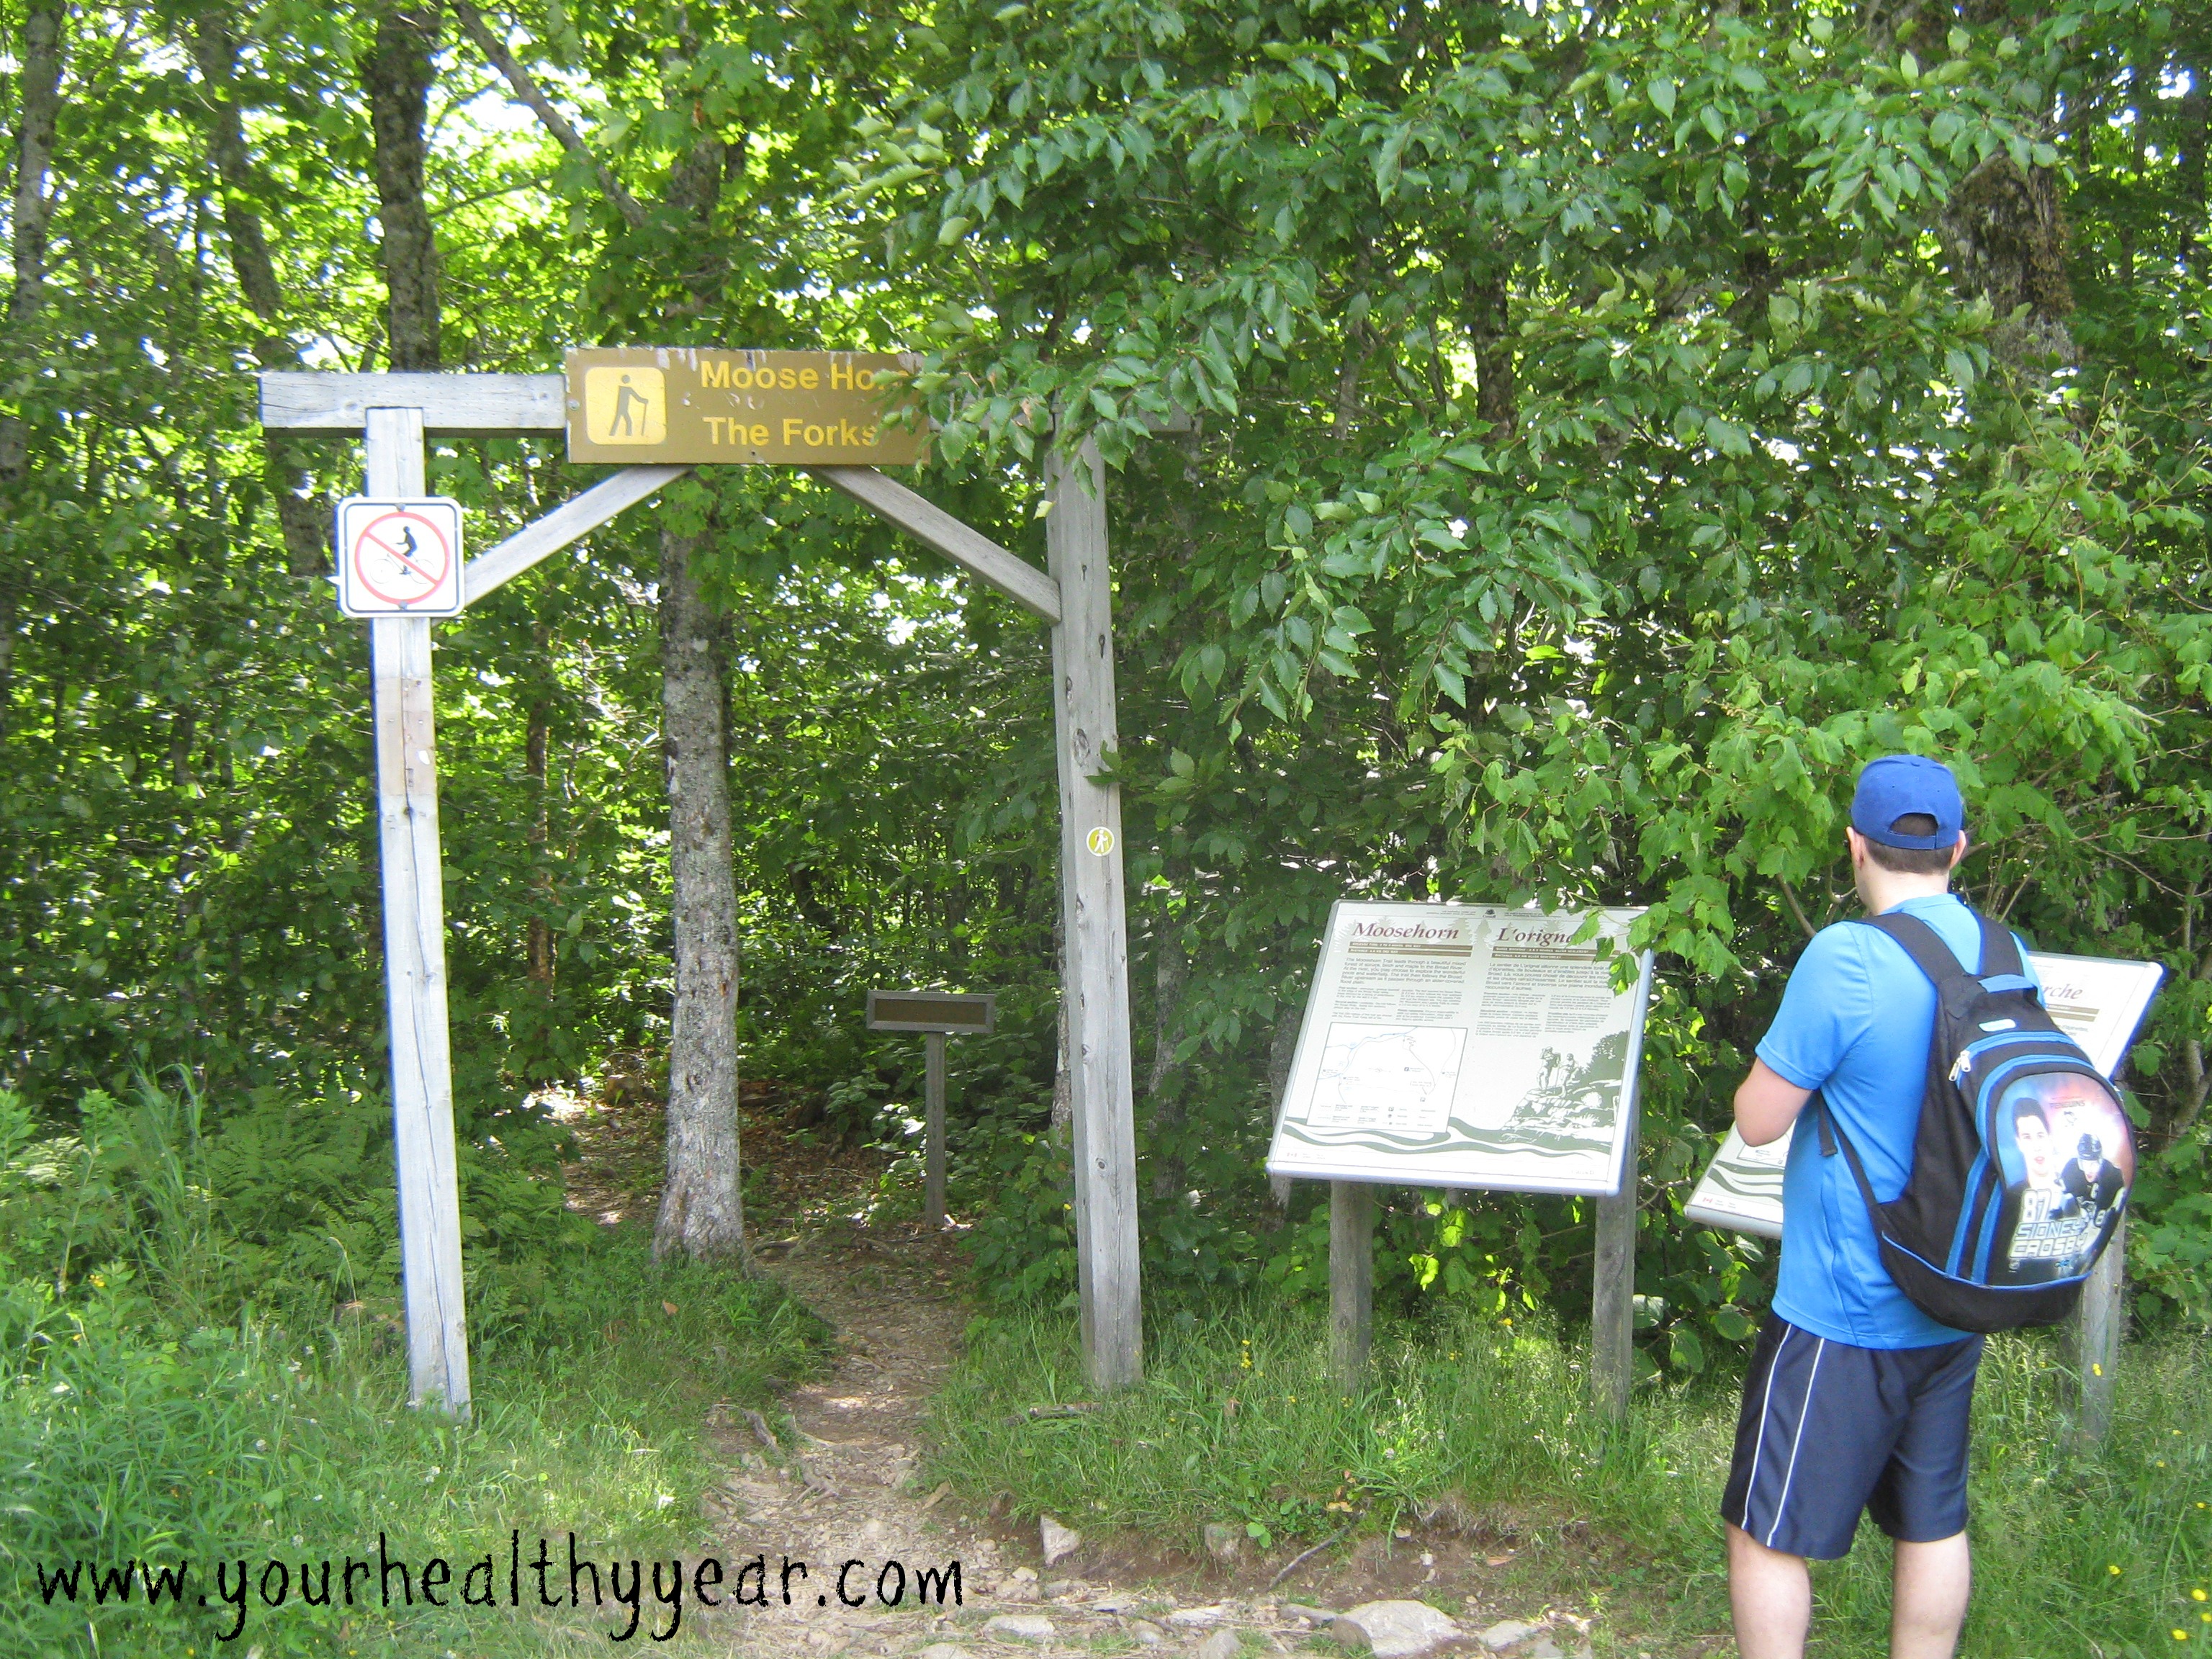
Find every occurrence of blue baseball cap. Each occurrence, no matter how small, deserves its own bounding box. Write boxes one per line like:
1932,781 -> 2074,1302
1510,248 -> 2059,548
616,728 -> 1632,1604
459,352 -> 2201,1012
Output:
1851,754 -> 1965,850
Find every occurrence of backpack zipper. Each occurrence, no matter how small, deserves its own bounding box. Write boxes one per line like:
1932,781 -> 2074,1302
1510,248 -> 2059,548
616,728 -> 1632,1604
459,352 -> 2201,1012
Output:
1948,1027 -> 2072,1084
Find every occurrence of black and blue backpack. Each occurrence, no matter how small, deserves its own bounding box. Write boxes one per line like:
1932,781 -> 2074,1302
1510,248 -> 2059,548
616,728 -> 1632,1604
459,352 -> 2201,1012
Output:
1815,910 -> 2136,1334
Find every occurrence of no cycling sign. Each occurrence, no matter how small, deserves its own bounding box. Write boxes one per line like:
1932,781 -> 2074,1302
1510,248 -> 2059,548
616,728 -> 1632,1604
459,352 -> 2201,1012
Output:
336,496 -> 465,617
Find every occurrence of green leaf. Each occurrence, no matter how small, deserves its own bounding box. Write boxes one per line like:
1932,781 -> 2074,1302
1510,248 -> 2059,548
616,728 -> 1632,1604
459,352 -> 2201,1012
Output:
1649,78 -> 1677,117
1704,415 -> 1753,457
1669,1326 -> 1706,1372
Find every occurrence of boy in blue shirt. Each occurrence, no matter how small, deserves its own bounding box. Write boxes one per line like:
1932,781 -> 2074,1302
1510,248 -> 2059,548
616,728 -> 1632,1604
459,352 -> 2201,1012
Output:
1723,755 -> 2020,1659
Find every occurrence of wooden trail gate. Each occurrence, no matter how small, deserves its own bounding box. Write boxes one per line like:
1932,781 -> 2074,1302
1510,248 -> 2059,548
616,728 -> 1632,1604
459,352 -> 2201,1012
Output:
262,371 -> 1144,1413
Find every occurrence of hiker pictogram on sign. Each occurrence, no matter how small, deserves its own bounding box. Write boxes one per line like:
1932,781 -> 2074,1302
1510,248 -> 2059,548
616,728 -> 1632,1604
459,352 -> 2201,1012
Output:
582,365 -> 666,445
336,497 -> 465,617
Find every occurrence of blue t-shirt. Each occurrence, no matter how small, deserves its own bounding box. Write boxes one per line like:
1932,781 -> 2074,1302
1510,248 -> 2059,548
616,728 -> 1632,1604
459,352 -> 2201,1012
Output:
1755,892 -> 2041,1349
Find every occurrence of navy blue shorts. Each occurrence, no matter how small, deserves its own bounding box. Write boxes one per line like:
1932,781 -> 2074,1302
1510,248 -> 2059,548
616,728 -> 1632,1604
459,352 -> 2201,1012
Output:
1720,1316 -> 1983,1560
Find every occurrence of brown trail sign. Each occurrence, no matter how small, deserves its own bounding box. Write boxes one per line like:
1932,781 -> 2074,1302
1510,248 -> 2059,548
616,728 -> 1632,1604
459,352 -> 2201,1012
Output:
263,357 -> 1144,1413
867,990 -> 997,1230
566,349 -> 926,465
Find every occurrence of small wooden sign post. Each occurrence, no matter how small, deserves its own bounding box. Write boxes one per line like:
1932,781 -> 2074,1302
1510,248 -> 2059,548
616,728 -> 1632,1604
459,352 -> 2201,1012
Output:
262,357 -> 1148,1406
866,989 -> 996,1228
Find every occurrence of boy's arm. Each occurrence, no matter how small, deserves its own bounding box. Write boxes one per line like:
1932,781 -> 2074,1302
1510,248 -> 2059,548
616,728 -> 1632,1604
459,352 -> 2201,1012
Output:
1737,924 -> 1866,1147
1735,1059 -> 1813,1146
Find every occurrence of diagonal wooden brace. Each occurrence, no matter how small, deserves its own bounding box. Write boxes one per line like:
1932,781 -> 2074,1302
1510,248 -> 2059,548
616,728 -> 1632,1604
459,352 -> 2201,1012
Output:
806,464 -> 1061,624
462,464 -> 691,602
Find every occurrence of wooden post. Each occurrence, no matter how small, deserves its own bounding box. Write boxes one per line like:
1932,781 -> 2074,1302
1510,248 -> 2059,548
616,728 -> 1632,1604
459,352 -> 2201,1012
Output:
924,1030 -> 947,1229
1329,1181 -> 1375,1391
1589,1104 -> 1640,1421
364,406 -> 472,1418
1046,436 -> 1143,1390
2074,1212 -> 2125,1442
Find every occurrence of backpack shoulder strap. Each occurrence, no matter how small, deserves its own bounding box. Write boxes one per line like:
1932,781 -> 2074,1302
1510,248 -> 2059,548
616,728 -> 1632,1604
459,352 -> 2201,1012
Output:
1850,911 -> 1978,997
1812,1091 -> 1889,1215
1971,914 -> 2041,996
1851,909 -> 2038,1000
1972,913 -> 2022,976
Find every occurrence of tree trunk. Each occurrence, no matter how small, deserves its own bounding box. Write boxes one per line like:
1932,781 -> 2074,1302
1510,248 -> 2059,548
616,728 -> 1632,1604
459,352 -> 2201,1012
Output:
0,0 -> 63,729
1938,153 -> 2075,363
2178,63 -> 2208,275
1145,912 -> 1187,1199
191,12 -> 327,575
525,696 -> 554,989
1469,271 -> 1516,439
1145,914 -> 1187,1097
1267,1004 -> 1302,1208
1934,27 -> 2077,374
2174,894 -> 2212,1138
654,524 -> 747,1261
647,114 -> 749,1259
2,0 -> 64,489
361,1 -> 442,370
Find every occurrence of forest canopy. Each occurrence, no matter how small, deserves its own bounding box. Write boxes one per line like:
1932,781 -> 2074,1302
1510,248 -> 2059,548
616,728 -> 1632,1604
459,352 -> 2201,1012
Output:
2,0 -> 2208,1365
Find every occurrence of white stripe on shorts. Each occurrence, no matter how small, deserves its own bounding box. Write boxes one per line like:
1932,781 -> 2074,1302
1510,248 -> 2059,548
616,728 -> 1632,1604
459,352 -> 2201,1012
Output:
1763,1336 -> 1828,1550
1735,1325 -> 1788,1534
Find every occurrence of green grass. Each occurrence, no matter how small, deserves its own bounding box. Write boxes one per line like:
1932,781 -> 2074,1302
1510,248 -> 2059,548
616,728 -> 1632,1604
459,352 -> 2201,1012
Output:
0,1231 -> 829,1656
0,1080 -> 833,1654
925,1306 -> 2212,1656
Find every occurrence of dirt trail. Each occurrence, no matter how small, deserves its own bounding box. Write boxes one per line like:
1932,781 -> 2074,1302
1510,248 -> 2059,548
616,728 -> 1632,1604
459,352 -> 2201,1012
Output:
561,1085 -> 1606,1658
697,1217 -> 1599,1659
703,1218 -> 988,1654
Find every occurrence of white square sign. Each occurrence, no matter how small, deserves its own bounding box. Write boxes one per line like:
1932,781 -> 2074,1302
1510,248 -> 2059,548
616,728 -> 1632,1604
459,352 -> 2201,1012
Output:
336,496 -> 464,617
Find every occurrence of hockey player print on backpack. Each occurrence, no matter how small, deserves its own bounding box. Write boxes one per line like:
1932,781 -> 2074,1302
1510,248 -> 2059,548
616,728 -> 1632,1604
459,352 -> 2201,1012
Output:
1992,1073 -> 2134,1286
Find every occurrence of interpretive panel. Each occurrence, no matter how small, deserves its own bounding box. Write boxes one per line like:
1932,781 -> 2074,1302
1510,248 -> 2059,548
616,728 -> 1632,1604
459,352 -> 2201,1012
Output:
1264,903 -> 1655,1197
1683,950 -> 2164,1238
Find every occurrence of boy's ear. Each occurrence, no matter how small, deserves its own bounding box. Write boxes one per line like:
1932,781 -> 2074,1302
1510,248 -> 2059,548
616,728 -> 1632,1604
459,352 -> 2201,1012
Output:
1946,832 -> 1969,868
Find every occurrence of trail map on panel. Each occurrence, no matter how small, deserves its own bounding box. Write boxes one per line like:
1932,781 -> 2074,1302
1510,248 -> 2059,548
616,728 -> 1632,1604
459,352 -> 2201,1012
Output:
1682,950 -> 2164,1238
1264,903 -> 1654,1197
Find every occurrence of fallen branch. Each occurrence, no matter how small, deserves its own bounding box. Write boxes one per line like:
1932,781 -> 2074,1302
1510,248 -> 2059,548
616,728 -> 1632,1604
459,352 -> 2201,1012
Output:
1265,1526 -> 1351,1591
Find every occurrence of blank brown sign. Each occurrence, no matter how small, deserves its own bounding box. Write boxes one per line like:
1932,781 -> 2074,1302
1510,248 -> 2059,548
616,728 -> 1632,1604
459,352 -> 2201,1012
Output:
866,990 -> 995,1033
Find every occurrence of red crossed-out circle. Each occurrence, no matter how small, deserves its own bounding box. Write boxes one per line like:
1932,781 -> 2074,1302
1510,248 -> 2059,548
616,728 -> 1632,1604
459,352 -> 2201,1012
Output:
350,508 -> 454,608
